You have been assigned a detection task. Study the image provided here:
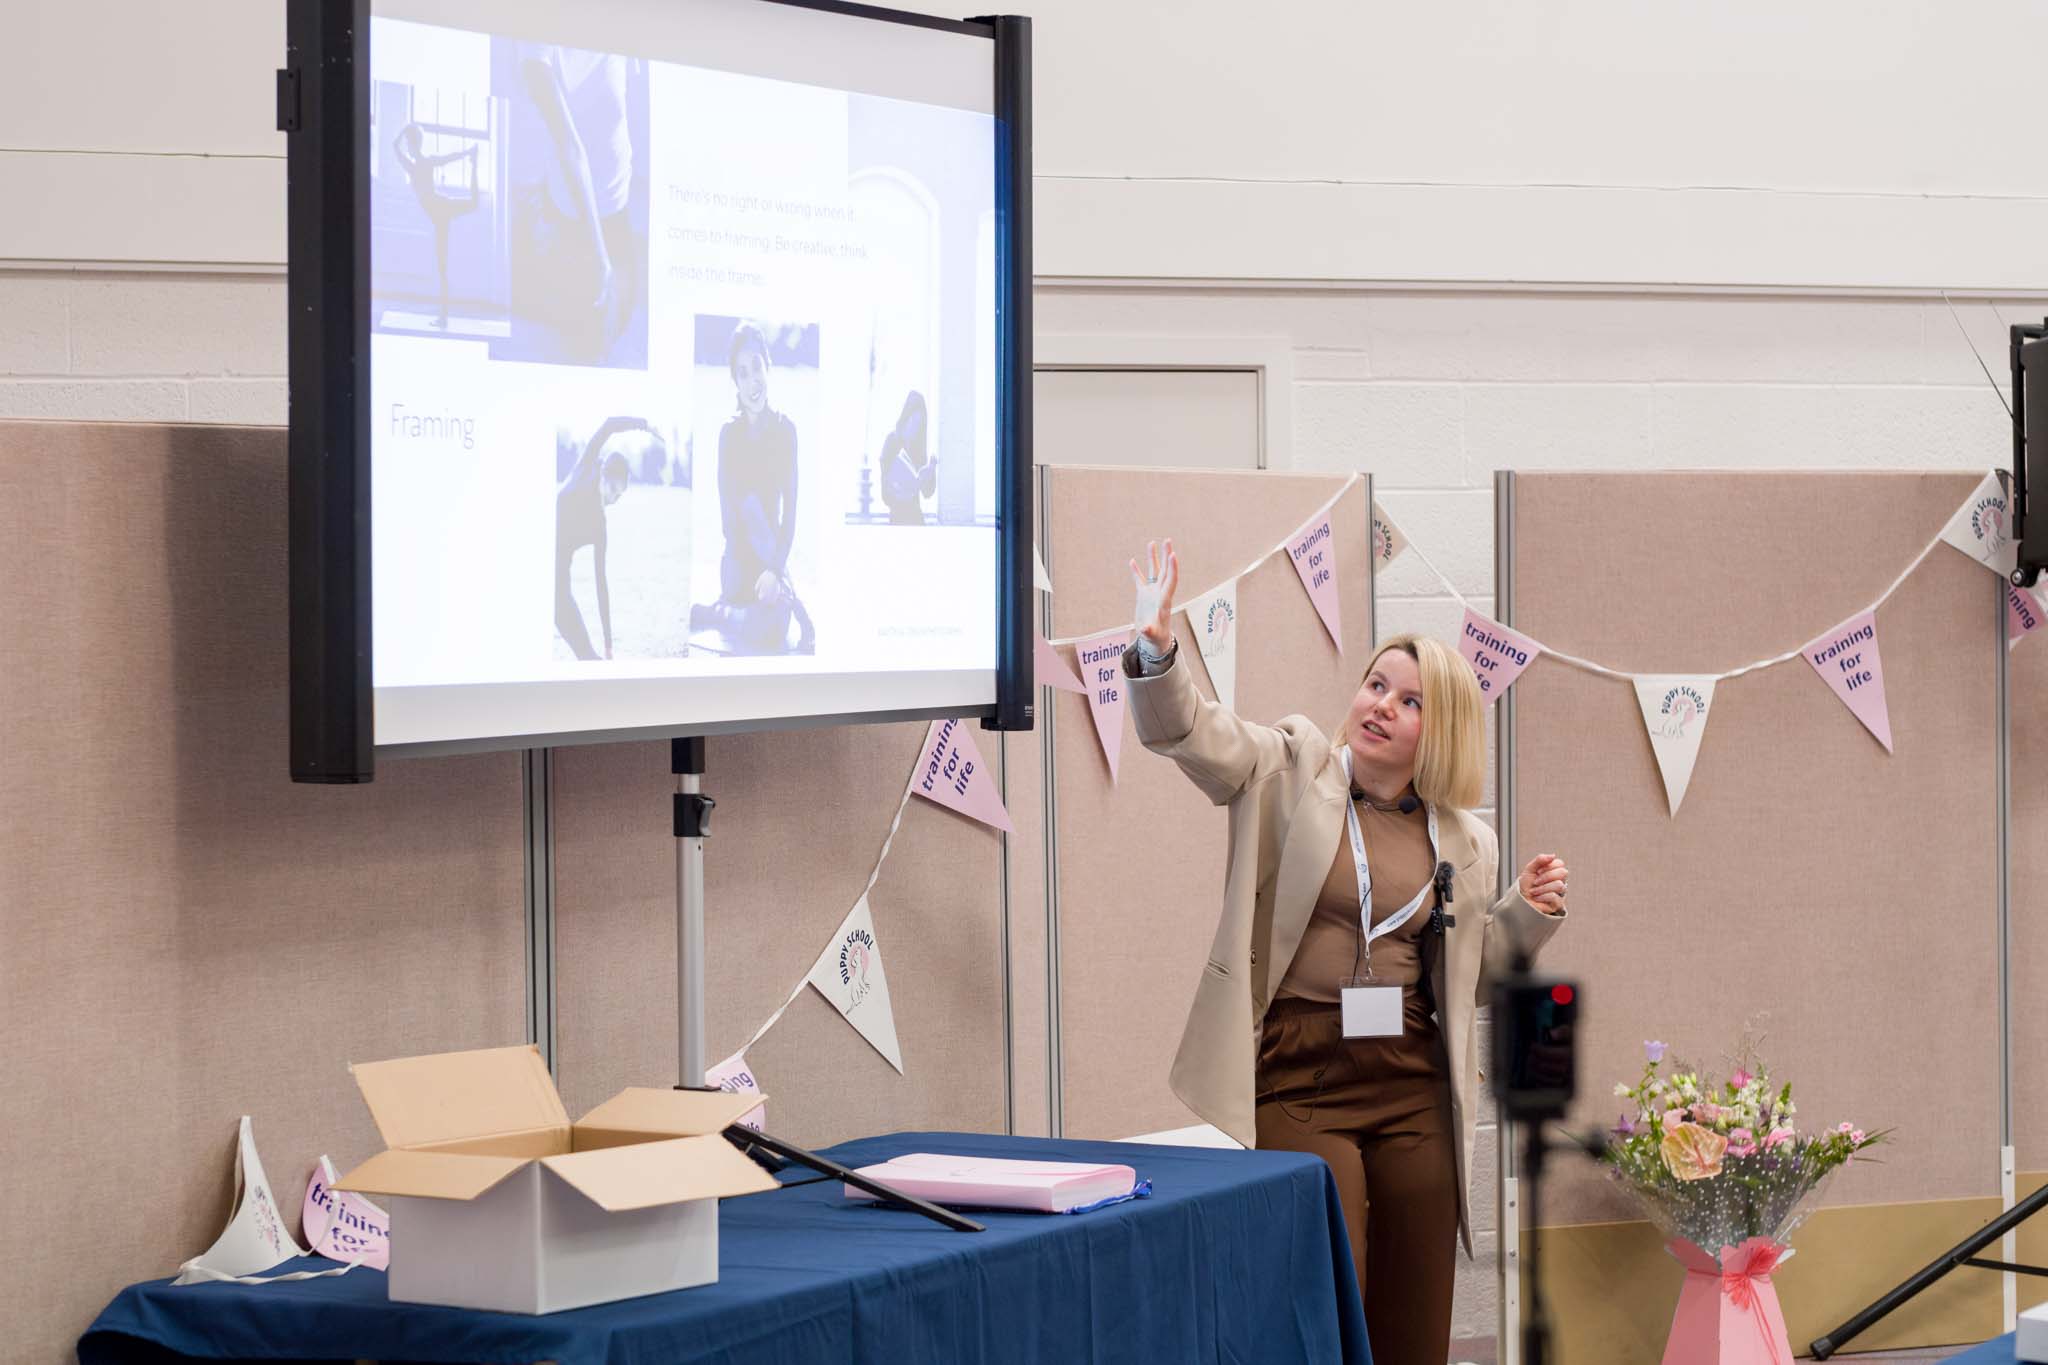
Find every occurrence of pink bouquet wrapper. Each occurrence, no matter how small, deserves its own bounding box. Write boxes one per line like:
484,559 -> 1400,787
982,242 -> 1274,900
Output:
1660,1236 -> 1795,1365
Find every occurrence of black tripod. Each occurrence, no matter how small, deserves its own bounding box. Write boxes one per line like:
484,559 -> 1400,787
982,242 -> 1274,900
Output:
1809,1183 -> 2048,1358
1490,949 -> 1584,1365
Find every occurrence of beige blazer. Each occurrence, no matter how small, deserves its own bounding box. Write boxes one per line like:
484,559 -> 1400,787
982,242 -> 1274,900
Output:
1129,653 -> 1564,1254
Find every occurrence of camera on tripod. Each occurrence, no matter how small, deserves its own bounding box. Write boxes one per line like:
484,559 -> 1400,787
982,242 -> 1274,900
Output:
1491,957 -> 1579,1121
1490,955 -> 1582,1365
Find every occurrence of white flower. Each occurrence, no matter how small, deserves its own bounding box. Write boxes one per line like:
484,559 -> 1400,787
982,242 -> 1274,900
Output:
1615,1083 -> 1633,1097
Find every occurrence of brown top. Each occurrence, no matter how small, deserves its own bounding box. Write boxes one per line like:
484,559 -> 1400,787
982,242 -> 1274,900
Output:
1276,793 -> 1436,1002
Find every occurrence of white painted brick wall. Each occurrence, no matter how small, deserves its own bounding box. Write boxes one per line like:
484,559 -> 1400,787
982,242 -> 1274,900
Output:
0,269 -> 286,423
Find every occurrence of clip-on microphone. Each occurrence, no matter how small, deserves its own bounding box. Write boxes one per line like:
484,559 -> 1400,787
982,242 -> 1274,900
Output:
1430,860 -> 1456,935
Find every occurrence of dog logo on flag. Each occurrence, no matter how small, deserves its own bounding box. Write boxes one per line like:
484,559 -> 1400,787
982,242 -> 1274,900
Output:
839,928 -> 875,1009
1658,685 -> 1708,739
1973,495 -> 2010,553
1372,518 -> 1392,563
1205,596 -> 1235,648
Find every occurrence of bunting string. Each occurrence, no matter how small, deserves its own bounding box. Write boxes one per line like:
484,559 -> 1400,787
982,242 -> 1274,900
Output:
737,466 -> 2029,1059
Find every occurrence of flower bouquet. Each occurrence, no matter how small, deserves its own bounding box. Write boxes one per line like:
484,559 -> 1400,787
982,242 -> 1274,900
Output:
1602,1041 -> 1888,1365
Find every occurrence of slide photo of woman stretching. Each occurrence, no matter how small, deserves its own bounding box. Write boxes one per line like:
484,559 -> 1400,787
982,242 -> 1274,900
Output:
490,39 -> 650,371
687,318 -> 821,657
369,82 -> 511,340
553,415 -> 691,662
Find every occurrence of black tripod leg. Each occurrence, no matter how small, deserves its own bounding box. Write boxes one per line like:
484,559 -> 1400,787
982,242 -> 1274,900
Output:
1809,1180 -> 2048,1359
727,1124 -> 985,1233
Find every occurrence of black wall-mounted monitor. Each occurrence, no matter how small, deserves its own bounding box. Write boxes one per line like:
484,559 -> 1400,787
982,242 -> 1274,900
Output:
283,0 -> 1034,782
2016,323 -> 2048,590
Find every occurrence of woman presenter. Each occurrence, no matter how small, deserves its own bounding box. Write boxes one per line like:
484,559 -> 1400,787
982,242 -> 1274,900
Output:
1121,537 -> 1570,1365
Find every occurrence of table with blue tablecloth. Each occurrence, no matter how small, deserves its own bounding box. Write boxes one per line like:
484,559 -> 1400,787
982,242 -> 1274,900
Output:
81,1131 -> 1369,1365
1948,1333 -> 2022,1364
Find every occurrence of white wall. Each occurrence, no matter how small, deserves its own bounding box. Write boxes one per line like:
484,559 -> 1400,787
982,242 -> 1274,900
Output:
10,0 -> 2048,287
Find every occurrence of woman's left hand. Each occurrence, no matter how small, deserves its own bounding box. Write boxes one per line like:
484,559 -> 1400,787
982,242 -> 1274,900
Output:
1518,854 -> 1568,915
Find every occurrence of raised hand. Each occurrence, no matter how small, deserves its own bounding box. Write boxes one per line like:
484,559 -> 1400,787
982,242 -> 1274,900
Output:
1519,854 -> 1568,915
1128,538 -> 1180,654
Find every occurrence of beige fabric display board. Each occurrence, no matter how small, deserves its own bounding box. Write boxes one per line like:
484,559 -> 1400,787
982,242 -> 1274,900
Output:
1503,471 -> 2006,1358
0,422 -> 528,1364
1033,466 -> 1373,1140
550,722 -> 1010,1143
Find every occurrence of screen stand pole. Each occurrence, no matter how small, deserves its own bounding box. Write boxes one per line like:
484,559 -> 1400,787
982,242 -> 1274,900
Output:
674,736 -> 710,1088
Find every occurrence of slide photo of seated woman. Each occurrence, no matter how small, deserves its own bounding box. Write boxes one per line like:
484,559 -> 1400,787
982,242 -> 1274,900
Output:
488,38 -> 651,371
369,82 -> 511,341
686,317 -> 822,658
551,415 -> 690,663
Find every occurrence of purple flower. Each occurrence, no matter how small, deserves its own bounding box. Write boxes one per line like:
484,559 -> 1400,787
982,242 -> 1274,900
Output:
1617,1114 -> 1637,1136
1645,1040 -> 1668,1063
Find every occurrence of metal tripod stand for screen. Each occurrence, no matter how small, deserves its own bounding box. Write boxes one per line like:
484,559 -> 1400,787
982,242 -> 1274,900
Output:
667,736 -> 982,1235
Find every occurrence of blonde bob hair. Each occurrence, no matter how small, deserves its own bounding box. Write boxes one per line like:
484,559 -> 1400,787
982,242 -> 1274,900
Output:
1335,633 -> 1486,812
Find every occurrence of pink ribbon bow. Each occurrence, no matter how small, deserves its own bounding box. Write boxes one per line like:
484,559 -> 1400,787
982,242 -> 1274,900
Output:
1667,1236 -> 1791,1365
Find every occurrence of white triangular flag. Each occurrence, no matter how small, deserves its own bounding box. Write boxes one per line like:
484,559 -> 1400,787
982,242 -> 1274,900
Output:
1370,501 -> 1409,570
1184,579 -> 1239,712
1033,545 -> 1053,594
1632,676 -> 1718,817
173,1117 -> 308,1284
1940,470 -> 2017,577
806,895 -> 903,1073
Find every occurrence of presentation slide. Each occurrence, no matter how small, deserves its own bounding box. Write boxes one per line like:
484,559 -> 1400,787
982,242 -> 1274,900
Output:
364,0 -> 1000,748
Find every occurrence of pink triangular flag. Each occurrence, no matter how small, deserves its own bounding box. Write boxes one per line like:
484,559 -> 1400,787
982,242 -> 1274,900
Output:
1802,610 -> 1892,753
1073,629 -> 1132,783
302,1157 -> 389,1270
1285,513 -> 1343,649
913,718 -> 1012,832
2010,584 -> 2046,649
1458,608 -> 1543,702
1036,633 -> 1086,693
705,1049 -> 766,1131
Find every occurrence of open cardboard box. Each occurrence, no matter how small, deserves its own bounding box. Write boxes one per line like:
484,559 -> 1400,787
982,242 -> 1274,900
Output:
336,1045 -> 778,1314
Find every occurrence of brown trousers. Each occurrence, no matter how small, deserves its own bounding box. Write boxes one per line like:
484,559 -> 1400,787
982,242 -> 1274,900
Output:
1255,991 -> 1459,1365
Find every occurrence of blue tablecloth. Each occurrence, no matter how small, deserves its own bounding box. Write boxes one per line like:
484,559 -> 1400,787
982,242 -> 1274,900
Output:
1950,1334 -> 2019,1364
81,1131 -> 1370,1365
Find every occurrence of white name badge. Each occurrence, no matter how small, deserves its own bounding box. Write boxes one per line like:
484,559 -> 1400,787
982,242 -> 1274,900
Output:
1340,985 -> 1403,1039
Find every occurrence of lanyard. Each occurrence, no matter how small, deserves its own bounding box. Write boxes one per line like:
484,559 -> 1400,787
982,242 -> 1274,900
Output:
1340,747 -> 1439,970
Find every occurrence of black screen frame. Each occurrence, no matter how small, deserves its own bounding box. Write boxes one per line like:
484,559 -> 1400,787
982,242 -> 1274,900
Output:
284,0 -> 1033,782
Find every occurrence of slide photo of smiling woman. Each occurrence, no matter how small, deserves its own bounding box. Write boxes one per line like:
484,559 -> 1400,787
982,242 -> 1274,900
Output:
686,316 -> 823,658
